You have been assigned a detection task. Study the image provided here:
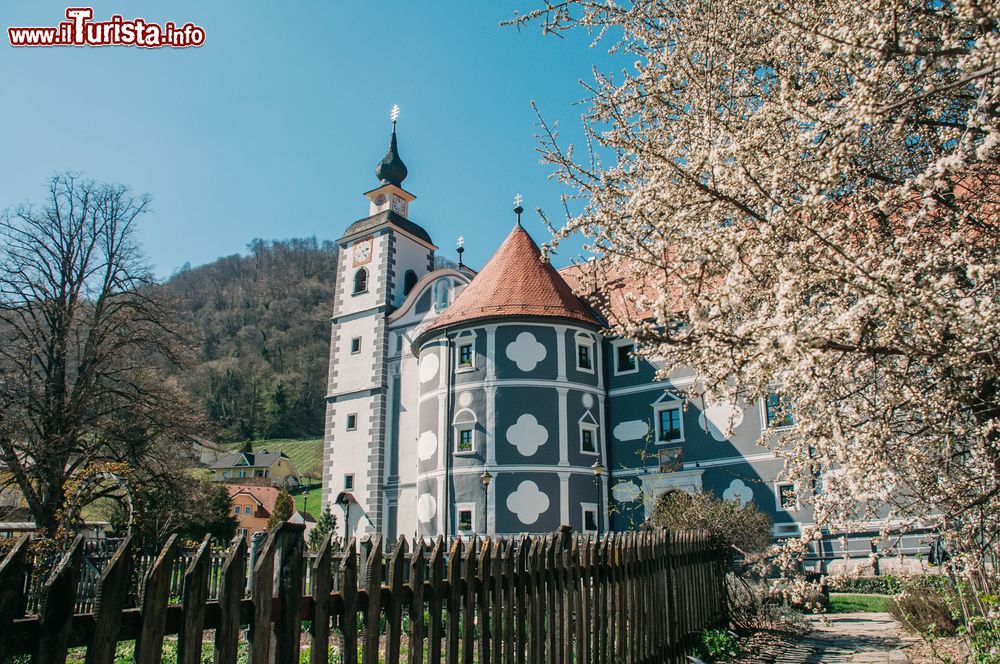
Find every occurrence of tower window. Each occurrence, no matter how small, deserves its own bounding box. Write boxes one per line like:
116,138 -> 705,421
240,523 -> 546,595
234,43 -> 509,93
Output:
580,424 -> 598,454
765,393 -> 795,428
344,474 -> 355,491
582,505 -> 598,533
353,268 -> 368,295
457,342 -> 474,368
346,413 -> 358,431
456,427 -> 474,453
576,340 -> 593,371
350,337 -> 361,354
457,508 -> 474,533
403,270 -> 418,296
657,407 -> 683,442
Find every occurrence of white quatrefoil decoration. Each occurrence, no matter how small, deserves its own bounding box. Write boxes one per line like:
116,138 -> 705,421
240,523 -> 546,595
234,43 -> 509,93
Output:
505,331 -> 546,372
506,480 -> 550,525
506,414 -> 548,457
698,400 -> 744,442
722,479 -> 754,507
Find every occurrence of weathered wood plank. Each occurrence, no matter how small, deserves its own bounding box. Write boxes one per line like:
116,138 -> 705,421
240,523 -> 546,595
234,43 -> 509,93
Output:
477,539 -> 492,664
491,540 -> 503,664
250,528 -> 280,664
407,538 -> 426,664
35,534 -> 84,664
363,535 -> 384,664
385,536 -> 407,664
86,535 -> 135,664
445,538 -> 462,664
340,538 -> 359,664
461,537 -> 477,664
274,523 -> 306,664
311,532 -> 334,664
215,534 -> 248,664
502,539 -> 514,664
135,534 -> 179,664
178,535 -> 212,664
427,537 -> 445,664
0,535 -> 31,661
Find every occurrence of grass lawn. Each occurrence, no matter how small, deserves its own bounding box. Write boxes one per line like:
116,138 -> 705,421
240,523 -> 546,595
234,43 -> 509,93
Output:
223,437 -> 324,479
294,484 -> 323,515
828,593 -> 894,613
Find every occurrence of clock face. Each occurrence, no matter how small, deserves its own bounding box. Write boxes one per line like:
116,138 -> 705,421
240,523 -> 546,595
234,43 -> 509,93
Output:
353,240 -> 372,265
374,194 -> 387,207
390,195 -> 407,216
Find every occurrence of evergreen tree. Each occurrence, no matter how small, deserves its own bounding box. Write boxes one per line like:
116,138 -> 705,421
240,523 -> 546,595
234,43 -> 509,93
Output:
308,506 -> 338,550
267,489 -> 294,530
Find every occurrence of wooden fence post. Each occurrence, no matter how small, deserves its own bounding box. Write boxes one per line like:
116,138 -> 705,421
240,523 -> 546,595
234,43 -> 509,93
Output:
215,534 -> 248,664
477,538 -> 492,664
427,537 -> 445,664
134,534 -> 179,664
178,535 -> 212,664
35,534 -> 84,664
250,527 -> 280,664
86,535 -> 135,664
446,537 -> 462,664
339,537 -> 359,664
408,538 -> 426,664
363,534 -> 384,664
385,536 -> 407,664
273,523 -> 306,664
0,534 -> 31,662
311,532 -> 334,664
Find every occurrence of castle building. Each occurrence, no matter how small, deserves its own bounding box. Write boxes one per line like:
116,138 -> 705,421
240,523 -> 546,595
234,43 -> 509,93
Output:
321,120 -> 926,561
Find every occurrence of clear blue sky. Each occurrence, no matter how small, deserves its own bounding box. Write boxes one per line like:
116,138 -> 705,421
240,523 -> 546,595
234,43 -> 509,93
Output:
1,2 -> 618,277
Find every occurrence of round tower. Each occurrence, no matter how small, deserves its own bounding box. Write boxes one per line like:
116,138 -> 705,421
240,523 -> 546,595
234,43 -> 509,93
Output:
412,204 -> 608,537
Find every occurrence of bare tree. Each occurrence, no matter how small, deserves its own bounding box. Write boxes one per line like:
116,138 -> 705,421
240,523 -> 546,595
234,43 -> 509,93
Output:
0,173 -> 199,537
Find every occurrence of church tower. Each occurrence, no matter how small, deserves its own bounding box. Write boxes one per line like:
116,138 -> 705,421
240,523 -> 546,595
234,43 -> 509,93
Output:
322,108 -> 437,538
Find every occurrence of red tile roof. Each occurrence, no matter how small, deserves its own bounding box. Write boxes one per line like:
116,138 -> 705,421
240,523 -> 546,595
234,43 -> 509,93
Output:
423,225 -> 603,334
226,484 -> 280,515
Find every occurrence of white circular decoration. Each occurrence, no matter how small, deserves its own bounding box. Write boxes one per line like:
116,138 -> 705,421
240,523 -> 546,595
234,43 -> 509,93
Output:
611,482 -> 641,502
416,494 -> 437,522
419,353 -> 440,383
458,391 -> 473,408
613,420 -> 650,442
722,479 -> 754,507
417,431 -> 438,461
506,480 -> 550,525
582,393 -> 595,409
698,400 -> 744,441
505,331 -> 547,372
506,414 -> 549,457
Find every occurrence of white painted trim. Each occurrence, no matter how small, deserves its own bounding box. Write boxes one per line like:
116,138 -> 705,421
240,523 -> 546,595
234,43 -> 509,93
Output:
555,325 -> 567,381
559,472 -> 570,525
774,481 -> 799,512
639,469 -> 704,520
578,420 -> 599,456
608,451 -> 780,476
455,502 -> 477,536
453,423 -> 476,456
557,388 -> 569,466
574,331 -> 597,374
418,378 -> 603,403
611,339 -> 639,375
759,393 -> 796,432
454,329 -> 479,374
485,385 -> 497,466
607,375 -> 699,398
652,400 -> 685,444
416,465 -> 611,482
581,502 -> 599,533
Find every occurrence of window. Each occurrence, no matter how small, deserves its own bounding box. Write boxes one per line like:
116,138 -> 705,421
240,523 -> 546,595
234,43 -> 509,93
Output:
582,505 -> 599,533
777,483 -> 798,510
457,342 -> 474,368
433,279 -> 452,312
456,427 -> 474,453
657,407 -> 683,442
580,424 -> 598,454
233,506 -> 240,515
350,337 -> 362,354
344,474 -> 355,491
346,413 -> 358,431
222,470 -> 229,479
457,507 -> 474,533
576,339 -> 593,371
614,341 -> 637,374
244,505 -> 252,515
765,393 -> 795,428
658,447 -> 684,473
353,268 -> 368,294
403,270 -> 418,296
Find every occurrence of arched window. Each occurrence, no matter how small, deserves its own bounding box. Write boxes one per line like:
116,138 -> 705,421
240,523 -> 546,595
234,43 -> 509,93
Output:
353,268 -> 368,294
403,270 -> 418,296
433,279 -> 452,312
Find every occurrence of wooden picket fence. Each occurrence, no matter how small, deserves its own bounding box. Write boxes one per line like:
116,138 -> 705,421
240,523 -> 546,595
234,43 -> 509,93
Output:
0,524 -> 727,664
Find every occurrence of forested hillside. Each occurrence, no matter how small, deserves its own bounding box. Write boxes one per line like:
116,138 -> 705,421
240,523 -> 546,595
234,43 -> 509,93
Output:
163,238 -> 338,441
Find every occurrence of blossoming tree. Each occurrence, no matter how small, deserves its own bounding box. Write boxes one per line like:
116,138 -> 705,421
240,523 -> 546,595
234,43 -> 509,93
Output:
514,0 -> 1000,569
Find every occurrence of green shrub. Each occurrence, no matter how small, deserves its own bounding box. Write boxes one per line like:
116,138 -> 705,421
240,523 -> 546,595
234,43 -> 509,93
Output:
890,587 -> 961,636
827,574 -> 947,595
694,628 -> 740,661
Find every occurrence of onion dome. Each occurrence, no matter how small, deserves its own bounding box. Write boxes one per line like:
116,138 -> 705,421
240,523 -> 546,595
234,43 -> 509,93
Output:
375,127 -> 408,187
421,225 -> 602,337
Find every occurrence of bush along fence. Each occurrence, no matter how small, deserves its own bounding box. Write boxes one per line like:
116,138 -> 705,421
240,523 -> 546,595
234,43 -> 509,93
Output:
0,524 -> 728,664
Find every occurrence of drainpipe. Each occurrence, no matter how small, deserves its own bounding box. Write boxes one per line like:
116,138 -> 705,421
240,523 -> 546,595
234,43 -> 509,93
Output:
444,332 -> 455,539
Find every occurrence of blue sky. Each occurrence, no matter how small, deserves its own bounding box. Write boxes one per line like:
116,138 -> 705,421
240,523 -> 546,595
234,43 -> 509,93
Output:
0,2 -> 619,277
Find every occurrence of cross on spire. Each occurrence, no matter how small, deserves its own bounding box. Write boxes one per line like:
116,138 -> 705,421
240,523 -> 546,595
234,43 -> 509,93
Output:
390,104 -> 400,125
513,193 -> 524,226
456,235 -> 465,267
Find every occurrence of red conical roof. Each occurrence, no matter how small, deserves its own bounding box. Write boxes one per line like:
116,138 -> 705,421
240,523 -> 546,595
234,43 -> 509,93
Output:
424,225 -> 602,335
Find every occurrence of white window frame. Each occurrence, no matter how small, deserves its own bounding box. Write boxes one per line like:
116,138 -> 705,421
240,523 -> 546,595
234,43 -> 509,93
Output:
579,421 -> 599,456
346,413 -> 358,431
612,339 -> 639,375
581,502 -> 599,534
455,503 -> 476,535
244,505 -> 252,515
760,392 -> 795,431
453,408 -> 477,455
575,332 -> 596,374
774,482 -> 799,511
456,341 -> 476,372
653,400 -> 685,444
233,506 -> 240,515
350,337 -> 362,354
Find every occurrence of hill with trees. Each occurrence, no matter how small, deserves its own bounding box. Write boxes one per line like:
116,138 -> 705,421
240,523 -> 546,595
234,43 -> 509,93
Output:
162,238 -> 338,441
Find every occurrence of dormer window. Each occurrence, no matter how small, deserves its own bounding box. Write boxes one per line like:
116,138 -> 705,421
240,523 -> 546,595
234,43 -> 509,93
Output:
353,268 -> 368,295
575,333 -> 596,373
403,270 -> 418,296
433,279 -> 451,312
